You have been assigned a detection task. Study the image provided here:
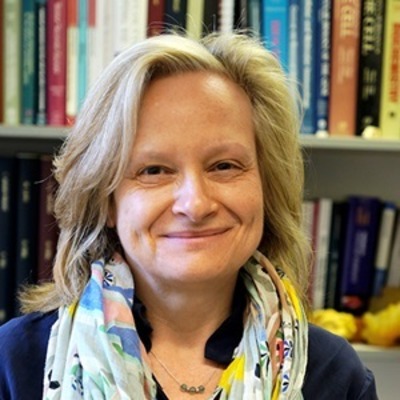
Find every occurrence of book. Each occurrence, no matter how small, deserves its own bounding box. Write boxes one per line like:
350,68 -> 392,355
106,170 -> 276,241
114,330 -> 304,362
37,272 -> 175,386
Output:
36,0 -> 47,125
203,0 -> 219,34
66,0 -> 79,125
219,0 -> 234,33
325,201 -> 347,309
355,0 -> 385,136
46,0 -> 67,126
234,0 -> 248,30
372,202 -> 397,296
387,213 -> 400,288
21,0 -> 37,125
3,0 -> 22,125
0,157 -> 17,324
299,0 -> 318,134
0,0 -> 3,123
288,0 -> 300,96
165,0 -> 187,33
14,154 -> 41,313
311,197 -> 333,310
338,196 -> 381,314
130,0 -> 148,45
148,0 -> 166,37
261,0 -> 290,72
37,155 -> 58,282
247,0 -> 261,37
77,0 -> 88,110
315,0 -> 332,135
379,0 -> 400,139
328,0 -> 362,136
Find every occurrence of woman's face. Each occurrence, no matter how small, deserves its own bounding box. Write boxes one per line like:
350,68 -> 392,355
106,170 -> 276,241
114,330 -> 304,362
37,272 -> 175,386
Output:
109,71 -> 264,288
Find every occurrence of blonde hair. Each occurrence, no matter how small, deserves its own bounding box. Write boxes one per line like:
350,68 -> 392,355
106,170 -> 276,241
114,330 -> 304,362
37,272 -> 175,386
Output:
20,32 -> 310,312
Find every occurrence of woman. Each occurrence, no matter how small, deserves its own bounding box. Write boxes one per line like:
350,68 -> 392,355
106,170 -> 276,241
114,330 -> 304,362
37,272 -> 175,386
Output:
0,33 -> 377,399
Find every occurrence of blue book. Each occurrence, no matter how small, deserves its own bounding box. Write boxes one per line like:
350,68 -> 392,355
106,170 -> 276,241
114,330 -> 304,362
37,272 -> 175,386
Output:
288,0 -> 301,95
299,0 -> 318,134
261,0 -> 290,72
14,154 -> 41,314
315,0 -> 332,135
0,157 -> 17,324
21,0 -> 37,124
339,196 -> 381,315
165,0 -> 188,33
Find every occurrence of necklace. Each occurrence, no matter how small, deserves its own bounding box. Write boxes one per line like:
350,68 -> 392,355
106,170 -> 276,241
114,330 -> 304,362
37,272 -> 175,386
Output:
150,351 -> 218,394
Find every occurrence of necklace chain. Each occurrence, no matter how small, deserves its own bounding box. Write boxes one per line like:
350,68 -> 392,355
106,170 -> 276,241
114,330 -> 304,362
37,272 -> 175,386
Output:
150,351 -> 217,395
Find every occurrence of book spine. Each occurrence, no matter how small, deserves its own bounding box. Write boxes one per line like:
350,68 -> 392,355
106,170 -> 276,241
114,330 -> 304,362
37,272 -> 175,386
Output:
355,0 -> 385,136
165,0 -> 187,33
202,0 -> 219,34
339,196 -> 381,314
300,0 -> 318,134
46,0 -> 67,126
3,0 -> 21,125
148,0 -> 166,37
315,0 -> 332,135
66,0 -> 78,125
78,0 -> 87,110
15,154 -> 41,308
247,0 -> 261,36
261,0 -> 290,72
0,0 -> 3,123
130,0 -> 148,44
328,0 -> 362,136
325,201 -> 347,309
219,0 -> 234,33
234,0 -> 248,30
36,0 -> 47,125
311,198 -> 333,310
387,213 -> 400,287
186,0 -> 204,39
288,0 -> 300,96
21,0 -> 37,125
372,202 -> 396,296
378,0 -> 400,139
37,155 -> 58,282
86,0 -> 97,89
0,157 -> 17,324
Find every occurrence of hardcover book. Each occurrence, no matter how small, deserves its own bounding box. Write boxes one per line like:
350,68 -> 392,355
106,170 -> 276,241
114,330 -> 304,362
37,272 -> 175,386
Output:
46,0 -> 67,126
36,0 -> 47,125
379,0 -> 400,139
165,0 -> 187,33
338,196 -> 381,314
328,0 -> 362,136
0,157 -> 17,324
356,0 -> 385,136
148,0 -> 166,37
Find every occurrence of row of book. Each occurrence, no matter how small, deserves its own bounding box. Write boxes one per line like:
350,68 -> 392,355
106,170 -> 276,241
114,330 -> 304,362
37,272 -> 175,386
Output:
0,154 -> 58,324
304,196 -> 400,315
2,0 -> 400,139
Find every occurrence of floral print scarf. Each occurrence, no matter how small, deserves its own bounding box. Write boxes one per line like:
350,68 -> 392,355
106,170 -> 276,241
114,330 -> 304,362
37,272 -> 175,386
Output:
43,251 -> 308,399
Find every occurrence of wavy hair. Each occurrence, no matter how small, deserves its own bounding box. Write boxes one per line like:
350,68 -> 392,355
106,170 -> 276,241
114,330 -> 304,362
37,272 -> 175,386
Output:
20,32 -> 310,312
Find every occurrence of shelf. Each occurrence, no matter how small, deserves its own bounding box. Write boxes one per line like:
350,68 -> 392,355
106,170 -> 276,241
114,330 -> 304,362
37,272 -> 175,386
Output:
0,125 -> 68,140
300,135 -> 400,152
353,343 -> 400,361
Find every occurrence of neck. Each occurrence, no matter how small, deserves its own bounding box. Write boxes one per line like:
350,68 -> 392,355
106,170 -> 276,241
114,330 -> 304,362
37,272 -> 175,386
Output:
136,273 -> 239,348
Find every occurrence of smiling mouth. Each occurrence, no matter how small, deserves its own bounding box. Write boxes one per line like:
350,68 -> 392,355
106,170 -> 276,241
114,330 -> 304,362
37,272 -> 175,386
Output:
164,228 -> 231,239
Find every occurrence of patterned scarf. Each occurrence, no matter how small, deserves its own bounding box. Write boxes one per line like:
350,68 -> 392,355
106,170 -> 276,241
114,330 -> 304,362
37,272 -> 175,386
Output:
43,251 -> 308,399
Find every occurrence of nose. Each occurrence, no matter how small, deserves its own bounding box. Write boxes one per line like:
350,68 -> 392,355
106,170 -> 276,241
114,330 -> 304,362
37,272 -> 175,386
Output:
172,172 -> 218,222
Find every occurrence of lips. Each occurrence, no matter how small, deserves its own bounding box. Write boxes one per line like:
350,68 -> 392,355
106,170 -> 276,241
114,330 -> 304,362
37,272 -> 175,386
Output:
163,228 -> 230,239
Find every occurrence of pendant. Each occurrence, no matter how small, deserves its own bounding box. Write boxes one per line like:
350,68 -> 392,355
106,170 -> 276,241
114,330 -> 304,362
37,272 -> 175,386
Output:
180,384 -> 205,394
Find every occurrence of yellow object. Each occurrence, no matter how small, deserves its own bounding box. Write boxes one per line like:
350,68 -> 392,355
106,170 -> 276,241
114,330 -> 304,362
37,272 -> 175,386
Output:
361,303 -> 400,346
310,309 -> 357,341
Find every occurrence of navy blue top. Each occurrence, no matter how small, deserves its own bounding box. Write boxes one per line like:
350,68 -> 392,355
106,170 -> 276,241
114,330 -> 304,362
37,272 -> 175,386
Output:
0,301 -> 378,399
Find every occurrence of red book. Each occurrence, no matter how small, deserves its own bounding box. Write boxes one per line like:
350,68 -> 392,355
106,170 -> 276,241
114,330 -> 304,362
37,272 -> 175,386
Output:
328,0 -> 362,136
148,0 -> 166,37
37,155 -> 59,282
46,0 -> 67,126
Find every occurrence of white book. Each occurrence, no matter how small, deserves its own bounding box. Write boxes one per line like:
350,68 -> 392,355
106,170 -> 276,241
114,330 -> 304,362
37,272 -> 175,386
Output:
219,0 -> 234,33
312,198 -> 333,310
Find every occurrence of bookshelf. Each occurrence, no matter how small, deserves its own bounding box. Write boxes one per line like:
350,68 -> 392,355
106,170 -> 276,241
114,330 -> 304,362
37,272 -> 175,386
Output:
1,127 -> 400,399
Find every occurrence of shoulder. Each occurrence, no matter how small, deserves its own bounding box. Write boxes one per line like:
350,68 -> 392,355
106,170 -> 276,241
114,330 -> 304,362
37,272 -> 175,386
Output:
0,311 -> 57,400
303,324 -> 378,400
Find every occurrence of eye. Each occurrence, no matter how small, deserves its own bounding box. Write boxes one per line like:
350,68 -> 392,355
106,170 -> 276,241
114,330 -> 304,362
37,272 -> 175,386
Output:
139,165 -> 166,175
212,161 -> 239,171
